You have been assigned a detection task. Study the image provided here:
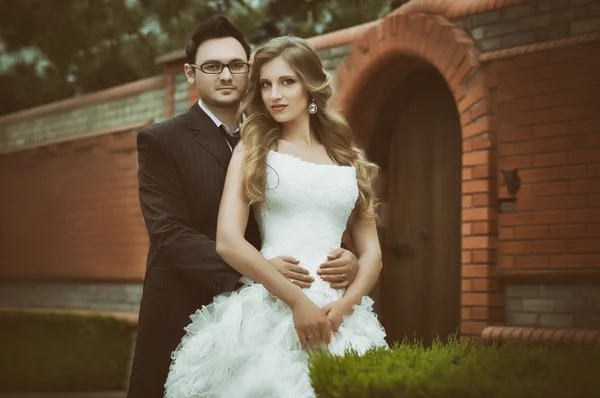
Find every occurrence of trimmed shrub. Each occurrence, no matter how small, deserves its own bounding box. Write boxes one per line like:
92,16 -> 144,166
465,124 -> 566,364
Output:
309,334 -> 600,398
0,311 -> 134,392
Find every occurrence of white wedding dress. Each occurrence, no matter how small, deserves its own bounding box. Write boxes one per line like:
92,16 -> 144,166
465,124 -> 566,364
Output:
165,150 -> 388,398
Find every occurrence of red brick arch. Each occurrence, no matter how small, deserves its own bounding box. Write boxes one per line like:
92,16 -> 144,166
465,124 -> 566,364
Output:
334,12 -> 501,338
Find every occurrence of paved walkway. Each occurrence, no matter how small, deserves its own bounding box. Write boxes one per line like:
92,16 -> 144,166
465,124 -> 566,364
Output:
0,392 -> 125,398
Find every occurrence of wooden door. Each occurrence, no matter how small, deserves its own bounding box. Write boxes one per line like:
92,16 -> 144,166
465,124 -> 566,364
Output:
380,70 -> 462,346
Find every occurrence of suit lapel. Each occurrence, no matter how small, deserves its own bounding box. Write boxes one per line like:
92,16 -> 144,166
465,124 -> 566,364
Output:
187,103 -> 232,169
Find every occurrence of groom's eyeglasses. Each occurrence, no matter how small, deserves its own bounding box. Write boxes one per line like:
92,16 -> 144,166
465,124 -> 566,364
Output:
191,62 -> 250,74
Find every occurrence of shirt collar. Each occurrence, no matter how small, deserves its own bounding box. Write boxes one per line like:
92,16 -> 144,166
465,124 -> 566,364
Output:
197,100 -> 239,136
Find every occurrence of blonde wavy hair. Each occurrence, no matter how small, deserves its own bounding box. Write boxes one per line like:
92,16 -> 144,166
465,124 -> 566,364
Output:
238,36 -> 379,220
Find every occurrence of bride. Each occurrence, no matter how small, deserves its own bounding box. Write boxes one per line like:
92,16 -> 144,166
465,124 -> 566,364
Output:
165,36 -> 388,398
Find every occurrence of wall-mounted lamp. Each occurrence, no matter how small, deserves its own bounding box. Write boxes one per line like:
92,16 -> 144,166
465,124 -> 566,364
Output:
501,169 -> 521,195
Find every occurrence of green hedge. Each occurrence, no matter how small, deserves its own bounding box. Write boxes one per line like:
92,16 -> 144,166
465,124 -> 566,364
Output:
0,311 -> 134,392
309,335 -> 600,398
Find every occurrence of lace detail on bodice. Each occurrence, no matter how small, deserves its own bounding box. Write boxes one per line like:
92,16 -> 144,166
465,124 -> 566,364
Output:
252,150 -> 358,263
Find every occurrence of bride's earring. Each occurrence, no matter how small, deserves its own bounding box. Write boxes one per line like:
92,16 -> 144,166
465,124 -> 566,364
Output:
308,98 -> 318,114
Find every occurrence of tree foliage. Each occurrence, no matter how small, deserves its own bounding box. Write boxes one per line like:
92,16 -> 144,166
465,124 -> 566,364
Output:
0,0 -> 403,115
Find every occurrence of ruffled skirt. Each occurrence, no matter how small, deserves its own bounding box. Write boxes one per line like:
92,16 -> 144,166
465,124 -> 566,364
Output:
164,282 -> 388,398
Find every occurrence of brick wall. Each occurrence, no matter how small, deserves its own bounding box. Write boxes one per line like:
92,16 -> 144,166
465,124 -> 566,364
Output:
0,124 -> 149,282
493,41 -> 600,273
173,72 -> 190,116
490,37 -> 600,327
0,76 -> 166,150
0,282 -> 142,313
506,284 -> 600,328
317,44 -> 350,89
457,0 -> 600,51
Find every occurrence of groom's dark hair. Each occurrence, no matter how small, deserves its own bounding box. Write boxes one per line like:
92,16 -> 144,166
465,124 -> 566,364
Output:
186,15 -> 252,63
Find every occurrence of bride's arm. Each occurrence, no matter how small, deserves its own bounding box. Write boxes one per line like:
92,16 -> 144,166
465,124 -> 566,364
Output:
338,213 -> 382,307
216,145 -> 305,307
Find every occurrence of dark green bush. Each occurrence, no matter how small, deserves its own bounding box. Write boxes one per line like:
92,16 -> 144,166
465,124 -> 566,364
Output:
0,311 -> 134,392
309,334 -> 600,398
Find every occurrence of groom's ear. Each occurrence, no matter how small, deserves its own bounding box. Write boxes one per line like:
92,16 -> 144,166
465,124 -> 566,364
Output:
183,64 -> 195,83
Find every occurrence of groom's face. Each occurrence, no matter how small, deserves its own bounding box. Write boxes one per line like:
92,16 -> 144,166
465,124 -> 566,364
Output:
188,37 -> 249,109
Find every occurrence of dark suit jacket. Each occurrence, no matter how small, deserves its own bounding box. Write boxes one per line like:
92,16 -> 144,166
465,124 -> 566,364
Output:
127,103 -> 261,398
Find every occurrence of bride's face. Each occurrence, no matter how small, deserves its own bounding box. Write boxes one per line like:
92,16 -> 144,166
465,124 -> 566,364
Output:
259,56 -> 310,124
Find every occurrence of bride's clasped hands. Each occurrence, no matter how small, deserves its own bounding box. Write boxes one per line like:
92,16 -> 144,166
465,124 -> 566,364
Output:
291,293 -> 357,347
290,294 -> 333,347
323,298 -> 356,332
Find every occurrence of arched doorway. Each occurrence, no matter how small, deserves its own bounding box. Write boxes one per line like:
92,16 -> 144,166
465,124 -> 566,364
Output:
374,64 -> 462,345
335,12 -> 499,342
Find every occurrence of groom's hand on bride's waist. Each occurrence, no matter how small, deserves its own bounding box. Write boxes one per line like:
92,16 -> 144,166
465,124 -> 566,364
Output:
317,248 -> 359,289
268,256 -> 314,289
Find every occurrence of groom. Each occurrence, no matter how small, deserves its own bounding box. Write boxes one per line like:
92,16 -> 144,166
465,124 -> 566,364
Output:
127,15 -> 360,398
